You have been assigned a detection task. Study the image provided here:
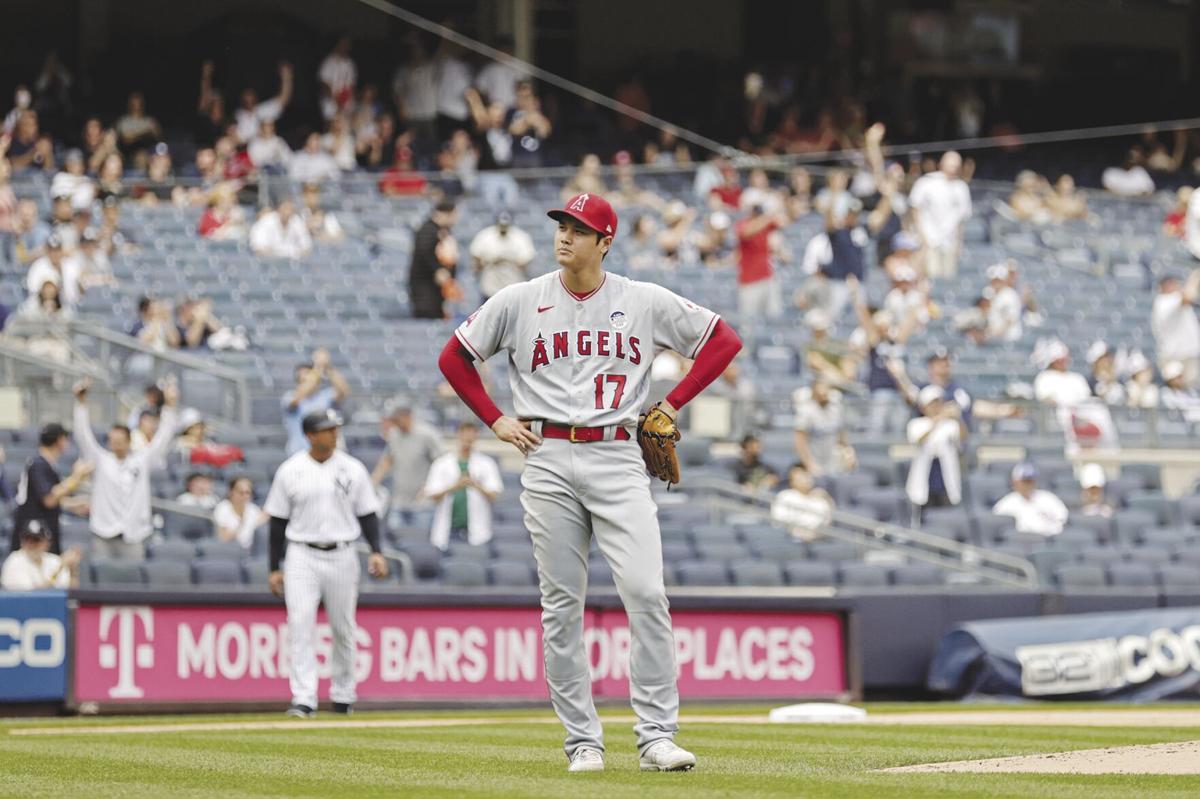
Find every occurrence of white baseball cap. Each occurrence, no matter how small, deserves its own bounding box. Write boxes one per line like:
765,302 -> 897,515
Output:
1079,463 -> 1107,489
1163,361 -> 1186,381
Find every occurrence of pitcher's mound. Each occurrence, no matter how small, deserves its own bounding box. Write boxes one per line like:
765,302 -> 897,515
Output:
885,740 -> 1200,775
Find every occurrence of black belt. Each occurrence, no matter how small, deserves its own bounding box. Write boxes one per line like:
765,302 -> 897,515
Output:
304,541 -> 351,551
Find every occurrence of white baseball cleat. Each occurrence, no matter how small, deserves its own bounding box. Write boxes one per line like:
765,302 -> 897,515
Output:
567,747 -> 605,773
639,740 -> 696,772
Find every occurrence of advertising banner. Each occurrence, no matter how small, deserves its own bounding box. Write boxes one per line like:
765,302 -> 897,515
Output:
74,603 -> 846,704
0,590 -> 69,702
928,606 -> 1200,700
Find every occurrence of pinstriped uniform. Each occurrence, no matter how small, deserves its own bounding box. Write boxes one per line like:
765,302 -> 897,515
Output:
456,270 -> 719,758
264,450 -> 379,709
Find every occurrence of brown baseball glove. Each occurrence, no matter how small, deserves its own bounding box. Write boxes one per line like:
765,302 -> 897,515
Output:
638,403 -> 681,485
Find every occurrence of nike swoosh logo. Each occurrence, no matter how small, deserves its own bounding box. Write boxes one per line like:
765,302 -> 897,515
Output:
537,305 -> 554,313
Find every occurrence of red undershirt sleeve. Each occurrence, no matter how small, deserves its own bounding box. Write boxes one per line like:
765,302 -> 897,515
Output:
665,319 -> 743,410
438,335 -> 505,428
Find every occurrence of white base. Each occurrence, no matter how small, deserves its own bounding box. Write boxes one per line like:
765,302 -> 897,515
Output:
768,703 -> 868,724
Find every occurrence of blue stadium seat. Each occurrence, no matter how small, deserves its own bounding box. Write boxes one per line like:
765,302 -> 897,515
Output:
1054,564 -> 1107,591
91,560 -> 145,586
729,560 -> 784,587
1158,565 -> 1200,592
196,540 -> 247,561
147,541 -> 197,561
784,561 -> 836,586
838,563 -> 890,588
441,559 -> 488,588
1107,563 -> 1156,588
488,560 -> 535,587
890,563 -> 943,586
143,560 -> 192,587
676,561 -> 729,586
192,560 -> 242,585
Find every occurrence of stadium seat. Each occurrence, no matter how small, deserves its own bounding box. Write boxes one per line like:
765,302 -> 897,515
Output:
729,560 -> 784,587
147,541 -> 197,561
587,559 -> 615,587
192,560 -> 242,585
784,561 -> 836,587
1029,549 -> 1074,583
91,560 -> 145,586
1112,510 -> 1158,544
488,561 -> 535,587
1071,513 -> 1115,545
1107,563 -> 1157,588
838,563 -> 890,588
143,560 -> 192,587
1078,548 -> 1126,567
1054,564 -> 1106,591
695,541 -> 749,562
196,540 -> 247,561
1179,496 -> 1200,527
242,561 -> 271,587
1157,565 -> 1200,592
891,563 -> 943,586
399,542 -> 443,581
491,542 -> 533,561
676,561 -> 729,586
441,559 -> 488,588
808,541 -> 859,562
975,514 -> 1017,544
446,542 -> 490,561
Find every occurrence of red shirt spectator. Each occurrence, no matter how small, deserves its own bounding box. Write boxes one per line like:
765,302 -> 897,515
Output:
378,146 -> 427,196
735,212 -> 779,285
710,164 -> 743,209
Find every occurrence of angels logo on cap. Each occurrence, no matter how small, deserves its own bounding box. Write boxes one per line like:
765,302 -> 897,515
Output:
548,193 -> 618,238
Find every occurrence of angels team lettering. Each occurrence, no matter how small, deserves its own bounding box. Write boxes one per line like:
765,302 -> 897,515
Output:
530,330 -> 641,372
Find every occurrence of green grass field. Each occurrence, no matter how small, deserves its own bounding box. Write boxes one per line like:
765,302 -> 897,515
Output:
2,703 -> 1198,798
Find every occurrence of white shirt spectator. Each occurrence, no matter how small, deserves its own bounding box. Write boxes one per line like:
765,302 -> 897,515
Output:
987,285 -> 1023,342
250,210 -> 313,259
436,56 -> 473,121
394,62 -> 438,122
177,490 -> 220,511
792,386 -> 847,475
248,134 -> 292,170
26,256 -> 83,308
289,149 -> 340,184
475,61 -> 524,110
235,98 -> 284,144
992,490 -> 1069,536
318,53 -> 357,113
424,450 -> 502,550
0,549 -> 70,590
884,286 -> 929,327
50,172 -> 95,211
468,224 -> 536,298
320,132 -> 357,172
770,489 -> 833,540
1034,369 -> 1093,406
1101,165 -> 1154,197
739,186 -> 785,216
1186,189 -> 1200,260
214,498 -> 265,550
1151,290 -> 1200,363
909,171 -> 972,249
73,403 -> 177,544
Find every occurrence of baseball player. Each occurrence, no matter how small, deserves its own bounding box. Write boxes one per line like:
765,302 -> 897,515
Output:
264,409 -> 388,718
438,192 -> 742,772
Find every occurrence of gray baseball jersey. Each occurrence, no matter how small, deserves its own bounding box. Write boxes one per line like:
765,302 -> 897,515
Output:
454,271 -> 719,426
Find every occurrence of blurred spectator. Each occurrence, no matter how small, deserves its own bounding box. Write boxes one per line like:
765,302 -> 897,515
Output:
475,36 -> 524,111
799,202 -> 869,322
1046,174 -> 1089,223
814,169 -> 852,224
786,166 -> 813,218
129,406 -> 160,454
1033,338 -> 1118,454
1101,148 -> 1154,197
11,199 -> 49,265
1150,271 -> 1200,387
96,153 -> 125,202
26,235 -> 81,310
436,128 -> 479,191
73,378 -> 178,560
709,161 -> 742,209
626,214 -> 659,271
81,118 -> 118,174
1145,129 -> 1186,173
18,280 -> 69,323
1001,170 -> 1050,224
6,110 -> 54,173
609,152 -> 664,210
732,434 -> 779,491
234,63 -> 294,143
130,296 -> 182,351
371,399 -> 444,527
321,114 -> 358,172
409,200 -> 460,319
318,37 -> 357,120
214,477 -> 268,550
792,380 -> 853,477
3,85 -> 31,134
739,169 -> 784,216
133,143 -> 183,206
770,463 -> 834,542
435,41 -> 473,142
282,348 -> 350,456
469,210 -> 535,300
392,37 -> 438,150
114,92 -> 162,168
910,350 -> 1017,426
562,153 -> 606,203
177,472 -> 219,511
351,84 -> 383,141
909,151 -> 971,279
0,159 -> 15,261
695,210 -> 732,267
735,204 -> 788,319
1165,186 -> 1191,239
802,310 -> 857,387
1086,341 -> 1126,405
50,150 -> 95,211
883,266 -> 937,335
300,182 -> 344,243
464,89 -> 518,206
992,462 -> 1069,537
194,62 -> 228,148
504,79 -> 549,167
99,195 -> 137,254
1,521 -> 81,590
378,144 -> 428,196
197,186 -> 248,241
33,50 -> 73,128
657,201 -> 697,265
127,384 -> 165,430
954,295 -> 990,345
250,199 -> 313,259
1033,339 -> 1092,406
1161,360 -> 1200,421
9,423 -> 91,554
290,133 -> 340,184
905,385 -> 966,525
851,276 -> 918,433
1077,463 -> 1114,519
247,119 -> 291,172
177,297 -> 245,350
357,113 -> 400,171
1184,187 -> 1200,260
984,262 -> 1023,342
423,421 -> 502,551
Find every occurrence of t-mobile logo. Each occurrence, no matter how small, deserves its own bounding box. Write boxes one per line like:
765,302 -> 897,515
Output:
97,606 -> 154,698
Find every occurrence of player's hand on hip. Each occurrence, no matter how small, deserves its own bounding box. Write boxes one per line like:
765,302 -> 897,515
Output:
268,570 -> 285,598
367,553 -> 389,579
491,416 -> 541,454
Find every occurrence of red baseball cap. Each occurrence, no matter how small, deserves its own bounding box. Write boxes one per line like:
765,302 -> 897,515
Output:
548,193 -> 618,239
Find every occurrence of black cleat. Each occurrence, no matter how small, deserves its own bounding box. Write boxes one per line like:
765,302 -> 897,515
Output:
332,702 -> 353,715
286,704 -> 315,719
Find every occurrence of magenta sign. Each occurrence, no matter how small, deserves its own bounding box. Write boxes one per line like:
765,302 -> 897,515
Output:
73,604 -> 847,703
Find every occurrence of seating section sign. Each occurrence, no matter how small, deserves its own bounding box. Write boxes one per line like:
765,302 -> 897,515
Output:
0,591 -> 69,701
73,604 -> 847,703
